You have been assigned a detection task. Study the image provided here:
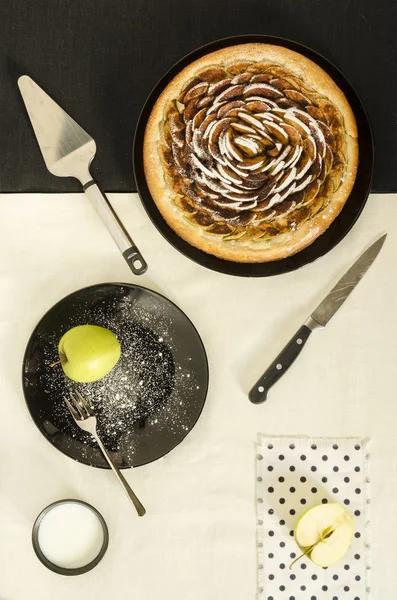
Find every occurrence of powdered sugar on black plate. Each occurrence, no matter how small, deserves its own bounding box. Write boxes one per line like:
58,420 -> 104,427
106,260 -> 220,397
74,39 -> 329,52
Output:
26,284 -> 208,468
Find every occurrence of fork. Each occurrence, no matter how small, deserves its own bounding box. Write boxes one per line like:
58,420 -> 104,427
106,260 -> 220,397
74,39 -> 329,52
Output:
64,390 -> 146,517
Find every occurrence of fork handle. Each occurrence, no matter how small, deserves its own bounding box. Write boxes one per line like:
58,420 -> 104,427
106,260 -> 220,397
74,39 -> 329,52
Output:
93,433 -> 146,517
83,180 -> 147,276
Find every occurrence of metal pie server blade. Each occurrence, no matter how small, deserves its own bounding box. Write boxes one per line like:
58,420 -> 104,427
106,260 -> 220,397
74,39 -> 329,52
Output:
18,75 -> 94,182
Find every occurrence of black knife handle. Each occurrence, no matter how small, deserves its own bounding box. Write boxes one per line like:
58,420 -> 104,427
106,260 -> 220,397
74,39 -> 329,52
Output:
249,324 -> 313,404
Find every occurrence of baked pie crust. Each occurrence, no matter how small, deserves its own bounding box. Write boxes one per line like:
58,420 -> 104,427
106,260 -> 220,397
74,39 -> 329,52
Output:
144,44 -> 358,263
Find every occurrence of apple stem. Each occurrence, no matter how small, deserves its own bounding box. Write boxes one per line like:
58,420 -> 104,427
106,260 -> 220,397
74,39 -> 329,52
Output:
49,360 -> 62,367
50,353 -> 66,368
50,352 -> 67,367
289,545 -> 316,569
289,528 -> 335,569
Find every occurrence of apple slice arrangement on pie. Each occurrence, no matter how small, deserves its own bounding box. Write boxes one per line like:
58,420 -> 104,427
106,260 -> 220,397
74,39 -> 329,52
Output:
144,43 -> 358,263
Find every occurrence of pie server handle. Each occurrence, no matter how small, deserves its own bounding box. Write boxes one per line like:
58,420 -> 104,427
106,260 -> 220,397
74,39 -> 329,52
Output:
84,180 -> 147,275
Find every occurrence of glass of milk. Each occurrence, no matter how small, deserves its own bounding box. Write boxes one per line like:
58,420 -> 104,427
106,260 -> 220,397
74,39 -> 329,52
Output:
32,499 -> 109,575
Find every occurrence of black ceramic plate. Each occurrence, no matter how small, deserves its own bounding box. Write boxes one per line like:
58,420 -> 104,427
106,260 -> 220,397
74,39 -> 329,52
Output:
23,283 -> 209,468
133,35 -> 374,277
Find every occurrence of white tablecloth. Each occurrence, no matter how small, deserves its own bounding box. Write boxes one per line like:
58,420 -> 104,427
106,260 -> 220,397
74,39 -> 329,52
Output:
1,192 -> 396,599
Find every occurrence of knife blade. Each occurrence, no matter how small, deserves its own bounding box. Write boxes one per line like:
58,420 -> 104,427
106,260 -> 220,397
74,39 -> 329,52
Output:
18,75 -> 147,276
249,234 -> 387,404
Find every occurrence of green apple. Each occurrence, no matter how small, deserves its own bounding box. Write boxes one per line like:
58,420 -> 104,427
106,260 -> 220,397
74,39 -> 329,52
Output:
294,503 -> 354,567
52,324 -> 121,383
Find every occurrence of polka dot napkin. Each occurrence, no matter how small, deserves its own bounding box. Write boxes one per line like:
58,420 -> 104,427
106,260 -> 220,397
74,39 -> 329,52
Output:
256,437 -> 371,600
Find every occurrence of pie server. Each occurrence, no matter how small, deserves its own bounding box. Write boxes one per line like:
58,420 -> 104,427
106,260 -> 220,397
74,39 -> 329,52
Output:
18,75 -> 147,276
249,234 -> 387,404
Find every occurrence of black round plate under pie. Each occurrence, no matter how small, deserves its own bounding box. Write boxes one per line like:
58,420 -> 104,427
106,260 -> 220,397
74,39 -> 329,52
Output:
133,35 -> 374,277
22,283 -> 209,469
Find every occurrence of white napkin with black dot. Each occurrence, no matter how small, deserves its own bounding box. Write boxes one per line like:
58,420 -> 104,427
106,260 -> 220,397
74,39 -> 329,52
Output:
256,437 -> 371,600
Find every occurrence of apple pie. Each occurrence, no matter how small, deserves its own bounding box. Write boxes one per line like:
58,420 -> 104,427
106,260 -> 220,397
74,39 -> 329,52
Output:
143,44 -> 358,263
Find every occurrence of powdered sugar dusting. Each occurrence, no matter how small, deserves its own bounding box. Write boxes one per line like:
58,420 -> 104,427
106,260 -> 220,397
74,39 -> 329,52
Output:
33,285 -> 207,467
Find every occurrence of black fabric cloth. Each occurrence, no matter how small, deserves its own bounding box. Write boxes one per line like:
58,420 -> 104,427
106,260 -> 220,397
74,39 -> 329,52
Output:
1,0 -> 396,193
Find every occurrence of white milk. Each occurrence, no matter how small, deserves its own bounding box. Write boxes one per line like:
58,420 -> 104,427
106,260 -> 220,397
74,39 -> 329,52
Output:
37,503 -> 105,569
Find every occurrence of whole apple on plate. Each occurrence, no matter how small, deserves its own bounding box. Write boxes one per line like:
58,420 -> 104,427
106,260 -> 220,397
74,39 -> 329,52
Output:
51,324 -> 121,383
293,503 -> 354,568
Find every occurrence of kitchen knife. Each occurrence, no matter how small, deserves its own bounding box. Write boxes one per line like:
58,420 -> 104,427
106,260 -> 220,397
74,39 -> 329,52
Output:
18,75 -> 147,276
249,234 -> 387,404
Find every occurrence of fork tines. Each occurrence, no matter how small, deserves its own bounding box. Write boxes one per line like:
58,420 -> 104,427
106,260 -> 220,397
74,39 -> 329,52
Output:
64,390 -> 94,421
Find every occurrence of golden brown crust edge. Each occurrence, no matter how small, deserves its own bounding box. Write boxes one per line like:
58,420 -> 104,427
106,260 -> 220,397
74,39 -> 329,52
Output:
143,43 -> 359,263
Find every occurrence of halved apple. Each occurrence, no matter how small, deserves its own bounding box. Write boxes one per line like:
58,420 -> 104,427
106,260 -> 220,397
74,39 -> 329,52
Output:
294,503 -> 354,567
